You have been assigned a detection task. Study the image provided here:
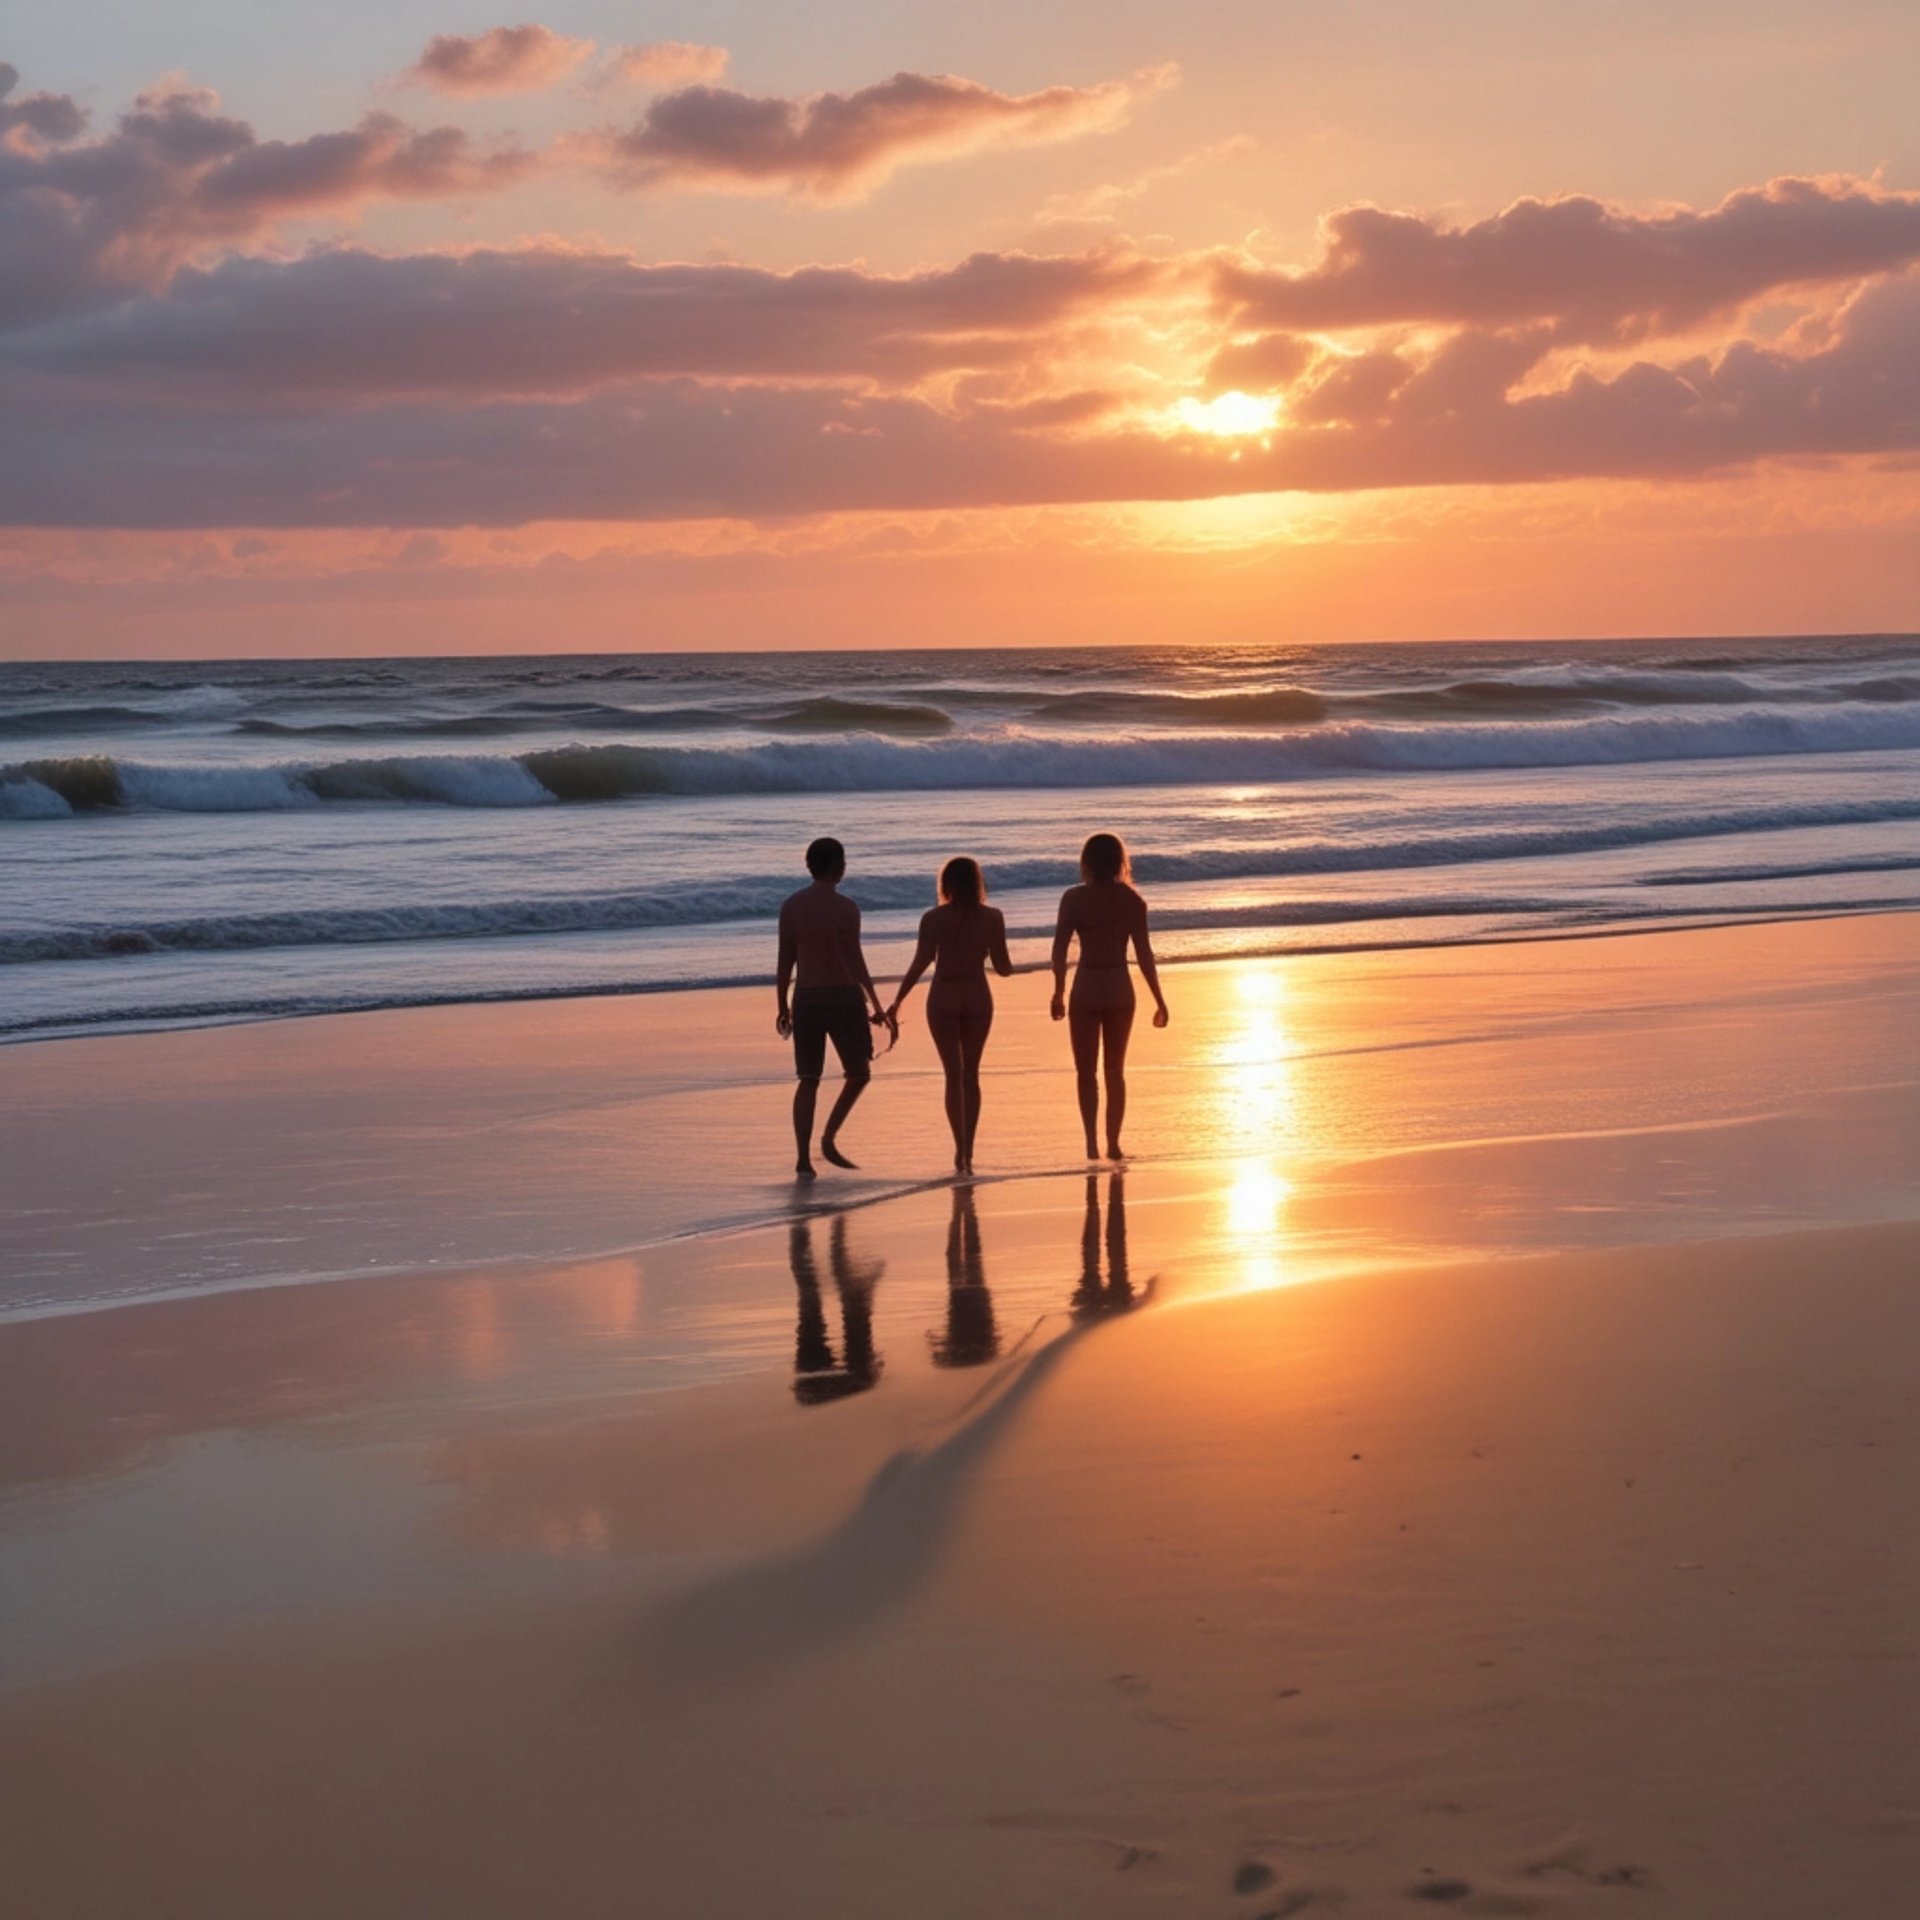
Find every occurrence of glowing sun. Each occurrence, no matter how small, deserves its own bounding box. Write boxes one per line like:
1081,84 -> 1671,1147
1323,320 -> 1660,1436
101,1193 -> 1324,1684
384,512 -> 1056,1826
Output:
1173,389 -> 1282,437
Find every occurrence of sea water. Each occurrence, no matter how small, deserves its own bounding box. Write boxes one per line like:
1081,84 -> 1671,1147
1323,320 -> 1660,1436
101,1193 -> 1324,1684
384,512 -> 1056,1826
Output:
4,635 -> 1920,1042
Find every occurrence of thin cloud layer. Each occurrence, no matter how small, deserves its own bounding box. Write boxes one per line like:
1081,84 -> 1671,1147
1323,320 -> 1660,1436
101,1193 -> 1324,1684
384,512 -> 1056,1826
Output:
596,67 -> 1164,199
601,43 -> 731,89
1220,177 -> 1920,344
403,25 -> 593,96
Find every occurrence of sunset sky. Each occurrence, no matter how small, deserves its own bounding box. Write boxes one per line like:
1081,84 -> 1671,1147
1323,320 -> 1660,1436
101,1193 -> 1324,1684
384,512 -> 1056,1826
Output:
4,1 -> 1917,656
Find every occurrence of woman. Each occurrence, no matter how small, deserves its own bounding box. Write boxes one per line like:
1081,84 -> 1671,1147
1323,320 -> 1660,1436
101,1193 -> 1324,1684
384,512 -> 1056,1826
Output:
1050,832 -> 1169,1160
886,857 -> 1013,1175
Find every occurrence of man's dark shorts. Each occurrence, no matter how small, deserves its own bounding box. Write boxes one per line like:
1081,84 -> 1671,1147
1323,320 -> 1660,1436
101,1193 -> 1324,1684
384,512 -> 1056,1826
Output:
792,985 -> 874,1081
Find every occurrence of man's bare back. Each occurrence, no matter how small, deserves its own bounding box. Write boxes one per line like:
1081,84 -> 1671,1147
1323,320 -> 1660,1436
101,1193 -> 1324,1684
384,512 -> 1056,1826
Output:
778,882 -> 865,990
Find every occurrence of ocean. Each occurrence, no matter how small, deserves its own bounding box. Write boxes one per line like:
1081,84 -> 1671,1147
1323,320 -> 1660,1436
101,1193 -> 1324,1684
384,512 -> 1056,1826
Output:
4,635 -> 1920,1044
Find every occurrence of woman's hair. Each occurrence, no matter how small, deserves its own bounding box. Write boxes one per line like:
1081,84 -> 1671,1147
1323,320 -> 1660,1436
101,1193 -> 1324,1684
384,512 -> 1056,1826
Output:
939,855 -> 986,905
1079,832 -> 1130,884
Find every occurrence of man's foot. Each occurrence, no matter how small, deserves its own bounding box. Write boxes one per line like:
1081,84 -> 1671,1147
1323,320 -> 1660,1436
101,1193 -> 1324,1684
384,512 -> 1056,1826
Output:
1083,1136 -> 1100,1161
820,1137 -> 858,1170
1106,1140 -> 1127,1161
796,1160 -> 818,1181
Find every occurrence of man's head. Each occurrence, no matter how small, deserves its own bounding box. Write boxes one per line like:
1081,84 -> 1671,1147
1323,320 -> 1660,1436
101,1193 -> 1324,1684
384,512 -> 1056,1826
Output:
805,836 -> 847,882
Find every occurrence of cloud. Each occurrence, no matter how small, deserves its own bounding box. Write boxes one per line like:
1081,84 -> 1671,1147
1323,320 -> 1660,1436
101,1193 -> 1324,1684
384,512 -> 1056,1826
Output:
6,271 -> 1915,528
0,76 -> 534,329
594,66 -> 1168,200
600,43 -> 730,89
0,62 -> 87,146
19,243 -> 1174,394
1219,178 -> 1920,344
403,25 -> 592,96
1203,330 -> 1317,394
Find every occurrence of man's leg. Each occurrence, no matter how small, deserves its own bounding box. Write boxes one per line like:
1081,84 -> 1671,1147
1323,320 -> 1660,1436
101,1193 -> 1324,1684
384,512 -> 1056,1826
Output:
793,1076 -> 821,1178
819,1066 -> 870,1168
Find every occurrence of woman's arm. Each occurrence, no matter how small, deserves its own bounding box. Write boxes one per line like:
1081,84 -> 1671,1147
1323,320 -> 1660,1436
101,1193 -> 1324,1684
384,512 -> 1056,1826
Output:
887,910 -> 940,1017
1049,892 -> 1075,1021
989,907 -> 1014,978
1131,895 -> 1170,1027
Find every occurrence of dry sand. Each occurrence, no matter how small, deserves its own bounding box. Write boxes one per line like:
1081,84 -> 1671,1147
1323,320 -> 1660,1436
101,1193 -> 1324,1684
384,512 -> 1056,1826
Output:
2,916 -> 1918,1917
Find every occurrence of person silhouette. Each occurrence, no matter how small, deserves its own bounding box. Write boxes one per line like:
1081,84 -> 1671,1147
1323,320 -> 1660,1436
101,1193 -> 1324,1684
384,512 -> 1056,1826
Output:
776,837 -> 893,1180
1071,1169 -> 1138,1318
885,856 -> 1013,1176
789,1214 -> 885,1405
929,1182 -> 1000,1368
1050,832 -> 1169,1160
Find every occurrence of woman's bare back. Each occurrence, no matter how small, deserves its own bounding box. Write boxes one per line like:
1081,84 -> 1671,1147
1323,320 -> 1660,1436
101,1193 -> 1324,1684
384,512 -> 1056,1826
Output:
1057,881 -> 1144,969
925,902 -> 1011,980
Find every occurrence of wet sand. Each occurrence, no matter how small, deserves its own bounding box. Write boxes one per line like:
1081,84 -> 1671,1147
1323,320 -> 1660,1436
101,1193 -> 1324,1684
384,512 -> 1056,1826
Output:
3,916 -> 1919,1915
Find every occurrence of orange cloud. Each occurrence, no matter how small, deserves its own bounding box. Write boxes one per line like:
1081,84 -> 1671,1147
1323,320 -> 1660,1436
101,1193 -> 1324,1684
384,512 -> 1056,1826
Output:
599,43 -> 730,89
403,24 -> 593,96
592,66 -> 1170,200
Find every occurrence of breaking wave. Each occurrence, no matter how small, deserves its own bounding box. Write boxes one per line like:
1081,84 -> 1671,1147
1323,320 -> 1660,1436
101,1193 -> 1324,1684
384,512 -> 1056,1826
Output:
8,702 -> 1920,816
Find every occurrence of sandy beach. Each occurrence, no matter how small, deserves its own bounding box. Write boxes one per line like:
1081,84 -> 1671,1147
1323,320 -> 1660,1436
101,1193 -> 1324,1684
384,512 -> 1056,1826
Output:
3,915 -> 1918,1917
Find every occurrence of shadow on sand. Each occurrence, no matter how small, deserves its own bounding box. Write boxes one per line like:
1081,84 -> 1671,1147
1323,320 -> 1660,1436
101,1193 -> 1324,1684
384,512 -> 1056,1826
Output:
633,1174 -> 1146,1702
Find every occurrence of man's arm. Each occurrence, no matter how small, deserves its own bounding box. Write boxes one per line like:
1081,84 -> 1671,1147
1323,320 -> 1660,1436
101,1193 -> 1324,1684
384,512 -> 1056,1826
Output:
775,904 -> 797,1036
841,901 -> 886,1020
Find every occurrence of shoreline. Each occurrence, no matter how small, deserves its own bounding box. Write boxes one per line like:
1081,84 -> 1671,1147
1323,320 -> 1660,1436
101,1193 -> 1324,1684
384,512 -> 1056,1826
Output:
6,910 -> 1919,1322
4,897 -> 1914,1050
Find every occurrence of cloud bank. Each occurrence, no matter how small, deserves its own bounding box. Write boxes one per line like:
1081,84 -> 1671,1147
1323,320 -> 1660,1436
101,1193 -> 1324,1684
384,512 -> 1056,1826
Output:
3,53 -> 1918,535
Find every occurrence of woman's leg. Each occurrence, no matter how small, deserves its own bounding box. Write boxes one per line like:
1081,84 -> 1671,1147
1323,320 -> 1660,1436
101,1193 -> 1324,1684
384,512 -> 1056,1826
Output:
1100,998 -> 1137,1157
1067,1002 -> 1102,1158
959,1003 -> 994,1167
927,1005 -> 969,1167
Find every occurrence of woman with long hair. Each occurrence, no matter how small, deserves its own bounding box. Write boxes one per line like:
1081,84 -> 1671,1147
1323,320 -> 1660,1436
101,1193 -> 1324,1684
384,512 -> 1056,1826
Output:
1050,832 -> 1169,1160
885,856 -> 1014,1175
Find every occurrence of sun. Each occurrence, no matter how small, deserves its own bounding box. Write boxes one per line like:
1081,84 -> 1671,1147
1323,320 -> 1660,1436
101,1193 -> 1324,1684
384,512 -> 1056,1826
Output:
1172,389 -> 1282,438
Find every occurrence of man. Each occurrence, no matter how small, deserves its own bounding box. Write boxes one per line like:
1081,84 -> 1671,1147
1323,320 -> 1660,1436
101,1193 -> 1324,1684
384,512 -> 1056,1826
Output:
775,836 -> 892,1179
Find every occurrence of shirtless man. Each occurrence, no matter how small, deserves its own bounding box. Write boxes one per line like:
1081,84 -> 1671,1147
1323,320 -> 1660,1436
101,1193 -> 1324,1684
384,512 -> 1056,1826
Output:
776,837 -> 892,1179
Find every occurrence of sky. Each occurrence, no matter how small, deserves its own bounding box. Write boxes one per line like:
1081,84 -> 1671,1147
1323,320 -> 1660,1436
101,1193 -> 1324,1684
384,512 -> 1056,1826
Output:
2,1 -> 1917,657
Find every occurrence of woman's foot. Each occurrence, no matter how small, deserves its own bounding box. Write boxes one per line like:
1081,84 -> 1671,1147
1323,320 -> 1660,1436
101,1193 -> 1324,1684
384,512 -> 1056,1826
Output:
1083,1135 -> 1100,1160
820,1135 -> 858,1170
1105,1139 -> 1126,1161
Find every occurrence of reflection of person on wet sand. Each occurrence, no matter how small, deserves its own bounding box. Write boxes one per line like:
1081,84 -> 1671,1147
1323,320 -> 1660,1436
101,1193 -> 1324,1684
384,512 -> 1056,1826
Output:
790,1214 -> 885,1405
885,857 -> 1013,1175
1051,832 -> 1169,1161
929,1183 -> 999,1368
1072,1171 -> 1138,1318
776,836 -> 892,1180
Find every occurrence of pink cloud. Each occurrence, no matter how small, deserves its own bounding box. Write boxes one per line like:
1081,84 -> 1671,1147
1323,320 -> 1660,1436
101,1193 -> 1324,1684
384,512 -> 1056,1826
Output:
594,66 -> 1166,200
1220,178 -> 1920,344
0,77 -> 534,328
0,62 -> 87,146
600,43 -> 730,89
403,25 -> 592,96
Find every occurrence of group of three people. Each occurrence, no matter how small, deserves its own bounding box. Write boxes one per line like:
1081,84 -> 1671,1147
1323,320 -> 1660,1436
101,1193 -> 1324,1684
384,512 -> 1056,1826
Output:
775,832 -> 1170,1179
